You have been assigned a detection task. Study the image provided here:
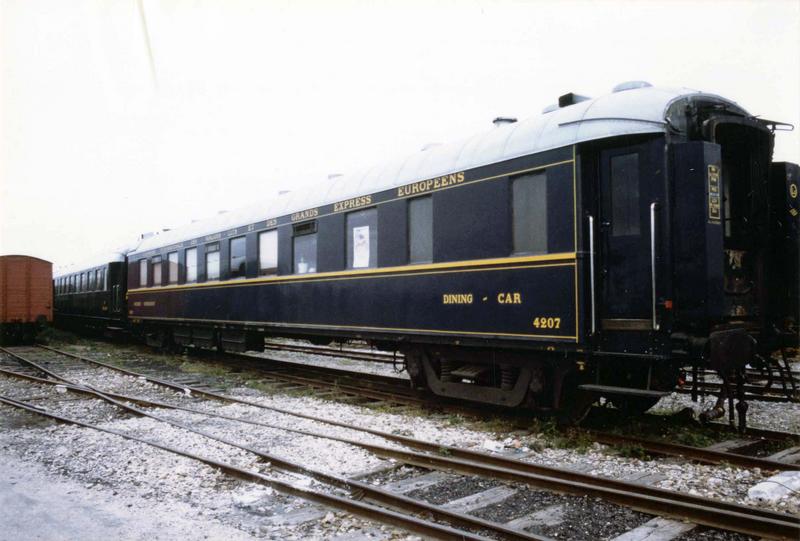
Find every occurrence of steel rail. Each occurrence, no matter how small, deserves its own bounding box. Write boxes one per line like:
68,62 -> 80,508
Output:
6,347 -> 799,539
587,430 -> 794,471
201,348 -> 424,401
690,367 -> 800,380
0,393 -> 500,541
262,341 -> 400,364
39,345 -> 428,408
674,386 -> 798,403
0,348 -> 548,541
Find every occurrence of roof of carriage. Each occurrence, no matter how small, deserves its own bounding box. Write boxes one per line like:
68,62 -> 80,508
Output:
129,84 -> 743,258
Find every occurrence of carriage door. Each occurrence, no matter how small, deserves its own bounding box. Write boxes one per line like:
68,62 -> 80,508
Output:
598,142 -> 658,332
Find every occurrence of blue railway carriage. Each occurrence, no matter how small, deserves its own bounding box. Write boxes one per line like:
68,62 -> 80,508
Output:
125,83 -> 799,420
54,252 -> 128,334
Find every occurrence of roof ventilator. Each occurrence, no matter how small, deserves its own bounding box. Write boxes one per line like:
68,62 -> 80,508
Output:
612,81 -> 653,92
558,93 -> 591,108
492,117 -> 517,127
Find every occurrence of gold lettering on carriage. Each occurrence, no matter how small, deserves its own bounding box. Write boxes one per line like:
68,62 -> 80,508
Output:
291,208 -> 319,222
334,195 -> 372,212
442,293 -> 473,304
497,292 -> 522,304
397,172 -> 465,197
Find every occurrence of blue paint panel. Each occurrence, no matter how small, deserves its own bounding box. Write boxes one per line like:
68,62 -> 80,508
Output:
130,263 -> 577,340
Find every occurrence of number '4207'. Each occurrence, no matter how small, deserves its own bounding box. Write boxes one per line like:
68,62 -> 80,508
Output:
533,317 -> 561,329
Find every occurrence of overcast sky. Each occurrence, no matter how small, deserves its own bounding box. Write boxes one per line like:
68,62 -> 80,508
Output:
1,0 -> 798,267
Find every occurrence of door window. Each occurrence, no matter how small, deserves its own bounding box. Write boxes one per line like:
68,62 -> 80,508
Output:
610,153 -> 640,237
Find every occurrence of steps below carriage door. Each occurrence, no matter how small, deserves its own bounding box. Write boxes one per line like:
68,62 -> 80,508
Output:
597,140 -> 664,349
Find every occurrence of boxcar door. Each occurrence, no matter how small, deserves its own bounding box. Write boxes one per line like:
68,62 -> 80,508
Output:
598,142 -> 659,333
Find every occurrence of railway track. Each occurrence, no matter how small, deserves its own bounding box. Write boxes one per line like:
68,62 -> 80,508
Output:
263,340 -> 402,365
1,345 -> 798,539
16,344 -> 800,472
219,348 -> 800,471
0,346 -> 534,540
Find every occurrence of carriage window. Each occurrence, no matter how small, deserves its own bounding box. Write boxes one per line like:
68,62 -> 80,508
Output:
408,196 -> 432,263
100,268 -> 106,290
258,230 -> 278,276
185,248 -> 198,283
293,222 -> 317,274
93,270 -> 99,290
167,252 -> 178,284
229,237 -> 246,279
512,172 -> 548,254
610,153 -> 640,237
346,208 -> 378,269
139,259 -> 148,287
79,273 -> 85,291
152,256 -> 162,286
206,243 -> 220,281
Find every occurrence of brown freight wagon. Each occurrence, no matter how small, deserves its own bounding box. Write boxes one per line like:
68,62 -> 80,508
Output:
0,255 -> 53,345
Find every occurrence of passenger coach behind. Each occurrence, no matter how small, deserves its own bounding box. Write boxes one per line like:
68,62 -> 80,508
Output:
122,82 -> 799,422
53,253 -> 128,335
